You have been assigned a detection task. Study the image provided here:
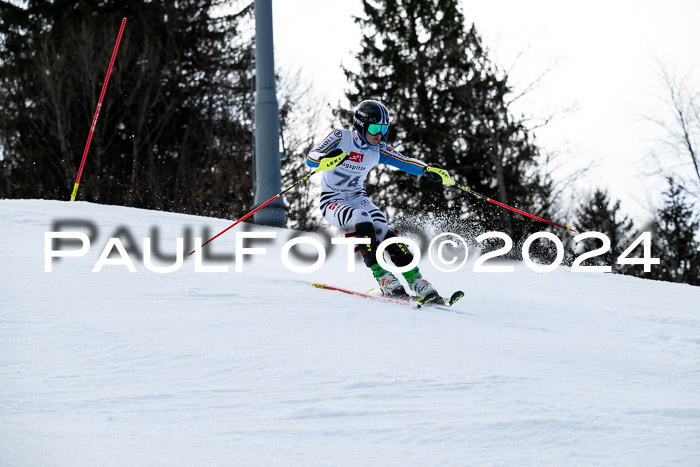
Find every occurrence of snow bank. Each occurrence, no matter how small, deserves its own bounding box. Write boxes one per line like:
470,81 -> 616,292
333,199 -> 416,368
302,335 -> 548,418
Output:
1,200 -> 698,466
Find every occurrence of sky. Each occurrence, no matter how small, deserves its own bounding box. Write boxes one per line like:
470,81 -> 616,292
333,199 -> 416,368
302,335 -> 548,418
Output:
271,0 -> 700,223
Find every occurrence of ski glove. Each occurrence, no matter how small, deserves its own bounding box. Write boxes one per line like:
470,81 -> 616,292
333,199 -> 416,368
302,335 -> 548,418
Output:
316,148 -> 348,172
423,164 -> 455,186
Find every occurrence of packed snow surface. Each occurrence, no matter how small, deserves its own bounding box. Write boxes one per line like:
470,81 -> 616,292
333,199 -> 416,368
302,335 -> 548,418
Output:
1,200 -> 699,466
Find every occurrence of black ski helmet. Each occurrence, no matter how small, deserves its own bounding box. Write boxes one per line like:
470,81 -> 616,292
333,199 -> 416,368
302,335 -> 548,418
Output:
353,100 -> 390,145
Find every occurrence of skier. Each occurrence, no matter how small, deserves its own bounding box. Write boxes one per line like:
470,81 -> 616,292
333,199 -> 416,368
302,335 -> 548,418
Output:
306,100 -> 451,298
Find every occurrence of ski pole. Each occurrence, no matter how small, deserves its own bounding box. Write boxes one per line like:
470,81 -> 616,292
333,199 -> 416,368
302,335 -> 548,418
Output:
189,151 -> 347,255
426,166 -> 575,232
71,17 -> 127,201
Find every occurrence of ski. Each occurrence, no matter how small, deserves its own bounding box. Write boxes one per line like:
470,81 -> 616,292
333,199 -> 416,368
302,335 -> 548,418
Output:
311,282 -> 463,309
311,282 -> 415,307
369,288 -> 464,308
432,290 -> 465,307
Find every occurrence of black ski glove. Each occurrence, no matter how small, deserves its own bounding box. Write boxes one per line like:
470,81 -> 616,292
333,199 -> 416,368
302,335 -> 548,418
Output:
423,164 -> 455,185
423,164 -> 444,183
320,148 -> 346,161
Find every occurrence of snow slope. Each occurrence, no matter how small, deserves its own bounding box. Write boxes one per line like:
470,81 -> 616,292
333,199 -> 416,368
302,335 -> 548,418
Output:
1,199 -> 699,466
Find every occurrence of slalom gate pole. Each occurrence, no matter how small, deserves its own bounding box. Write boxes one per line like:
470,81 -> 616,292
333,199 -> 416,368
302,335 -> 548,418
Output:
189,152 -> 347,255
70,17 -> 127,201
426,167 -> 575,232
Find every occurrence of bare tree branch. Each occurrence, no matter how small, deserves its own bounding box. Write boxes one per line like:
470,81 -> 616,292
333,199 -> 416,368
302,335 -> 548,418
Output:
644,61 -> 700,197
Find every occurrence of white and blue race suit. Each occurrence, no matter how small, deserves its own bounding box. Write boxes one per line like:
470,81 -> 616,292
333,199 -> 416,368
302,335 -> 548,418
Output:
307,128 -> 427,241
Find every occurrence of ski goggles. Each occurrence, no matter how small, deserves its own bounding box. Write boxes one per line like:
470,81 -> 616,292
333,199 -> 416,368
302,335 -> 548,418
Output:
366,123 -> 389,135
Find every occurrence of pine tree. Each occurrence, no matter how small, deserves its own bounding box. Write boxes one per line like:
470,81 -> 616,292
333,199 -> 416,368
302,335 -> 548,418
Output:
341,0 -> 554,244
648,178 -> 700,285
0,0 -> 254,218
574,188 -> 636,272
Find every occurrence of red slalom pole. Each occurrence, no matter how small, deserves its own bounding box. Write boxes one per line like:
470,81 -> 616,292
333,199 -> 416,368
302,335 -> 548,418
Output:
71,17 -> 127,201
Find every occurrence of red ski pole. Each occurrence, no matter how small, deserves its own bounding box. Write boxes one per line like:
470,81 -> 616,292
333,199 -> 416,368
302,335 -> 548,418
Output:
425,166 -> 575,232
71,17 -> 127,201
453,181 -> 574,232
189,151 -> 348,255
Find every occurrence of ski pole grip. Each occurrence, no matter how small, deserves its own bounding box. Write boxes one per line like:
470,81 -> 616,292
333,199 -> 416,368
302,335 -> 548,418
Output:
427,166 -> 455,186
315,151 -> 347,172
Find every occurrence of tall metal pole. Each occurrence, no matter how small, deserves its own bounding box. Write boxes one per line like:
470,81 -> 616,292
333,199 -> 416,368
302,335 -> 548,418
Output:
253,0 -> 285,227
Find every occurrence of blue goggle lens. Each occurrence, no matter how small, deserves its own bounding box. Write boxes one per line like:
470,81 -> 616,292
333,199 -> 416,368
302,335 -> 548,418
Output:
367,123 -> 389,135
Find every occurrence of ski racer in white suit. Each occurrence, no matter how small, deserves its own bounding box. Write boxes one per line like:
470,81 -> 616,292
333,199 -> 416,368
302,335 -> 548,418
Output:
307,100 -> 449,298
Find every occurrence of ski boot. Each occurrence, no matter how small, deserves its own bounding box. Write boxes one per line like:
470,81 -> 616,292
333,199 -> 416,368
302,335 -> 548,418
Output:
402,266 -> 437,298
371,264 -> 408,297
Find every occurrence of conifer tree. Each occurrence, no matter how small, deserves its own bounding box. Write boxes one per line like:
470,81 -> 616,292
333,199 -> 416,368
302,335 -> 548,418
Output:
648,178 -> 700,285
342,0 -> 553,243
574,189 -> 636,272
0,0 -> 254,217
